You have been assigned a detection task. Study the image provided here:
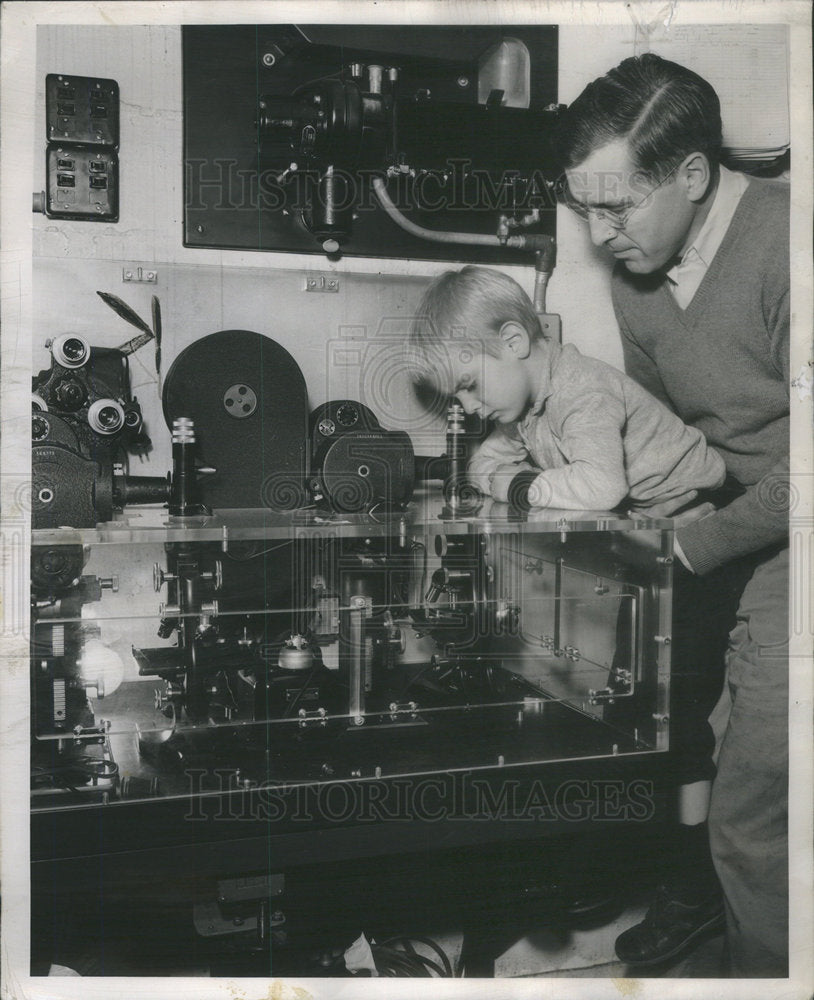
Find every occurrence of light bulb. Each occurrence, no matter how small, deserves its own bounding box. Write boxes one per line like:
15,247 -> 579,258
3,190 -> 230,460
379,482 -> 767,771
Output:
79,638 -> 125,697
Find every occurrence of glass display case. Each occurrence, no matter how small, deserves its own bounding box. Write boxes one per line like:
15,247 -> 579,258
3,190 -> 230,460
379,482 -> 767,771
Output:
31,490 -> 674,813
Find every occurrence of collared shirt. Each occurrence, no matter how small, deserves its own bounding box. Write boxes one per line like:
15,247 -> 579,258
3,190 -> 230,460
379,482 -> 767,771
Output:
665,165 -> 750,309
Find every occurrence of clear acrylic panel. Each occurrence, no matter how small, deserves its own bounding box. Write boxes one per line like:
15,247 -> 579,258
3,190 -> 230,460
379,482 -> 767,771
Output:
31,493 -> 673,810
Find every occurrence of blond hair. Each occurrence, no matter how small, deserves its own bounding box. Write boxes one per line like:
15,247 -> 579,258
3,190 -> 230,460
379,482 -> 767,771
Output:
406,266 -> 542,394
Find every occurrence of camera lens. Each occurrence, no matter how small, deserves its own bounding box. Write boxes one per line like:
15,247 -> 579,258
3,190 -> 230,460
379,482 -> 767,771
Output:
88,398 -> 125,434
63,338 -> 86,362
51,334 -> 90,368
32,414 -> 49,441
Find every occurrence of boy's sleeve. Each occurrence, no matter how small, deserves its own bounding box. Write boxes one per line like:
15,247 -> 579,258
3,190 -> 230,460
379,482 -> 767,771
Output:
518,391 -> 630,510
467,424 -> 534,500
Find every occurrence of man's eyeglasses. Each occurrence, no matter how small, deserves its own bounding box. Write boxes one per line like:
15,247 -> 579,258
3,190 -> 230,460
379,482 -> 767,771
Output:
557,162 -> 681,230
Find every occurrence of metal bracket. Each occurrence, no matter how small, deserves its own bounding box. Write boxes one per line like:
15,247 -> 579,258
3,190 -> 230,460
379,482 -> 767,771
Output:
303,273 -> 340,293
122,267 -> 157,283
217,872 -> 284,904
588,687 -> 617,705
193,901 -> 257,937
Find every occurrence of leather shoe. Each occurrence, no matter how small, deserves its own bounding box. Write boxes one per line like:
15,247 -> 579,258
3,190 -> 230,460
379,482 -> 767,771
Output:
615,885 -> 724,966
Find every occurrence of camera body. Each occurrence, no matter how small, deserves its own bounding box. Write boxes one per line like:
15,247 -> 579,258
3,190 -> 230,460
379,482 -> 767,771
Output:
32,335 -> 149,528
309,400 -> 415,512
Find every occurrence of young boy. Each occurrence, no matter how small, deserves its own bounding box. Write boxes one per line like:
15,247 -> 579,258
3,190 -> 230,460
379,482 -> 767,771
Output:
408,265 -> 725,512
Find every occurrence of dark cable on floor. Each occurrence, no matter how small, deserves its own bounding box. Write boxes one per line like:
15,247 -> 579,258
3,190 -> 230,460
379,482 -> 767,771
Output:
368,935 -> 454,977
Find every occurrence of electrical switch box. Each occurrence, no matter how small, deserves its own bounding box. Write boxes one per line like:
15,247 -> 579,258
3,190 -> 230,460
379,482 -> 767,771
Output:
40,74 -> 120,222
46,74 -> 119,146
45,145 -> 118,221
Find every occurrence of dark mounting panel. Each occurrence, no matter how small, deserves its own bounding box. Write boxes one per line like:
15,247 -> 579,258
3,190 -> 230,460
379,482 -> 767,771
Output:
183,24 -> 559,262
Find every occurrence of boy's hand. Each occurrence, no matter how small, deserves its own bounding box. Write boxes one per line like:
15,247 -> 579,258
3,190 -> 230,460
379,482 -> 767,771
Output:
489,464 -> 528,503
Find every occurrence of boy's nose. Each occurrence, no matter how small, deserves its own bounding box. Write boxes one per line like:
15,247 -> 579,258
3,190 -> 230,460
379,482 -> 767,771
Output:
457,395 -> 478,416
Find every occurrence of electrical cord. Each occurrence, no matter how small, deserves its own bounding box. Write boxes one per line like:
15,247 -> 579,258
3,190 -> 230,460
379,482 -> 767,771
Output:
32,756 -> 119,795
224,541 -> 293,562
369,935 -> 454,977
366,499 -> 409,522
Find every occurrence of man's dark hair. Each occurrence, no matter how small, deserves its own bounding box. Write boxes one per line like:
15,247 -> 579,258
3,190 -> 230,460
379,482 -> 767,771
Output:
554,53 -> 723,181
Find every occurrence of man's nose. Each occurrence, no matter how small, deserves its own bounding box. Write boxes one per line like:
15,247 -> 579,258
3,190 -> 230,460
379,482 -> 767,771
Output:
587,214 -> 616,247
457,394 -> 478,416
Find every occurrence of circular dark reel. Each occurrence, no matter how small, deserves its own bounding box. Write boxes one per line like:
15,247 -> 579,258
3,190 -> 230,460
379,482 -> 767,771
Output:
162,330 -> 308,510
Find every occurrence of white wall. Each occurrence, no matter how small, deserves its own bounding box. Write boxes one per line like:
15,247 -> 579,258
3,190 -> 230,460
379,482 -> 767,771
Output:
552,25 -> 641,370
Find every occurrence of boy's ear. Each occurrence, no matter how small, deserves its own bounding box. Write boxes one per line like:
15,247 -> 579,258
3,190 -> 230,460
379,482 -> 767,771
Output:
680,152 -> 712,203
499,321 -> 531,358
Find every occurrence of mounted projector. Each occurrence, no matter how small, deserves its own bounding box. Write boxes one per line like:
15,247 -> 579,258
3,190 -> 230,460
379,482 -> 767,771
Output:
183,24 -> 560,261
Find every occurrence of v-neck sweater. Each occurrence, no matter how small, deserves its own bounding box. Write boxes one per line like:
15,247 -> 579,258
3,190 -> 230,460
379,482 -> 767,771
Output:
612,178 -> 790,575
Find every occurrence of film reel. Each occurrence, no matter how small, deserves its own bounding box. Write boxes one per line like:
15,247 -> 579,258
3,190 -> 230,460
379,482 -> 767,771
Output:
162,330 -> 308,510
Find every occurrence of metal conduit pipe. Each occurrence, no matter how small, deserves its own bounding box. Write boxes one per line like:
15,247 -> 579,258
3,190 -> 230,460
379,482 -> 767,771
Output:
371,176 -> 551,252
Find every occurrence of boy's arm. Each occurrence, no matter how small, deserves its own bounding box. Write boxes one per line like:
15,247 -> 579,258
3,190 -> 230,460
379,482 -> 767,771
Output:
508,392 -> 629,511
467,424 -> 534,500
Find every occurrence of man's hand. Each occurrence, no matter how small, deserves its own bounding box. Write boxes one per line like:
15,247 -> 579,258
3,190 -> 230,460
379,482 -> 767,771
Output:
627,497 -> 717,573
627,490 -> 716,522
627,494 -> 716,574
670,502 -> 716,529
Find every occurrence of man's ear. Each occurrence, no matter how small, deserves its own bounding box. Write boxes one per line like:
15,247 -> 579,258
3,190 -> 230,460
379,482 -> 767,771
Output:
680,152 -> 713,203
499,321 -> 531,359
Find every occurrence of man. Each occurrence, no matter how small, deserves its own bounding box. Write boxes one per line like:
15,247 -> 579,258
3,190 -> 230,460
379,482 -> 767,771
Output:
555,54 -> 789,977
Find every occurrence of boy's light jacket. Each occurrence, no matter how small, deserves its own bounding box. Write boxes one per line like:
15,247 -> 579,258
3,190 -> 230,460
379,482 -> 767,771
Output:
468,342 -> 725,511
